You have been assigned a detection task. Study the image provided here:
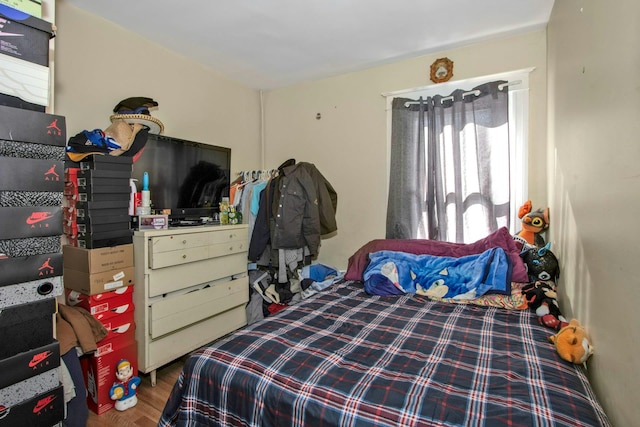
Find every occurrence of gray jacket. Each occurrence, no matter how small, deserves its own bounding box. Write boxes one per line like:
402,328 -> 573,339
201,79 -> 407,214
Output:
271,162 -> 337,256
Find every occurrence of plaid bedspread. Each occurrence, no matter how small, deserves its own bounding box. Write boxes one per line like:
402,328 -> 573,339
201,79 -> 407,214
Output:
159,281 -> 611,427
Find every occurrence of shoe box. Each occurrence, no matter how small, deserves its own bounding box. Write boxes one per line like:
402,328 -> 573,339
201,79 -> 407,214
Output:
64,157 -> 133,249
0,341 -> 59,389
0,0 -> 42,18
0,6 -> 55,110
0,275 -> 62,309
0,105 -> 65,146
0,298 -> 55,359
0,252 -> 62,287
81,335 -> 137,415
65,286 -> 133,319
0,385 -> 64,426
0,156 -> 63,192
63,244 -> 134,294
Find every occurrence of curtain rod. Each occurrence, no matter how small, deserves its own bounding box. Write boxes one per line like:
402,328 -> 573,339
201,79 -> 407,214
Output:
403,80 -> 522,107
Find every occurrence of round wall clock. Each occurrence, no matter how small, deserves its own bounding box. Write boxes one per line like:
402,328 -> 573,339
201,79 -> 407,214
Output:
430,57 -> 454,83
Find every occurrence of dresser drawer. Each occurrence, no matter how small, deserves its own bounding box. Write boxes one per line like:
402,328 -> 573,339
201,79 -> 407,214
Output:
149,276 -> 248,339
148,251 -> 248,297
148,228 -> 248,269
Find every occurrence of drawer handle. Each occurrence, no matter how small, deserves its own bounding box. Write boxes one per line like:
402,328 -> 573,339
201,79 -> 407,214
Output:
182,254 -> 187,259
182,239 -> 187,244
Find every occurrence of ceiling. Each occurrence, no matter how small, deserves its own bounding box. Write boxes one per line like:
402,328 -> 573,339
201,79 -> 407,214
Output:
63,0 -> 555,90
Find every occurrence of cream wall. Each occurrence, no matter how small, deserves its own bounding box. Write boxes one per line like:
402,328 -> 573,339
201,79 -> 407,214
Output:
547,1 -> 640,426
53,1 -> 262,176
264,30 -> 548,269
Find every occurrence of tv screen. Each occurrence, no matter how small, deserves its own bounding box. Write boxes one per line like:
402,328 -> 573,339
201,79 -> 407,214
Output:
131,134 -> 231,222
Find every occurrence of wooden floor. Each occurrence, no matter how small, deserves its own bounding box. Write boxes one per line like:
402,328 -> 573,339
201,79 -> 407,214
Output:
86,358 -> 185,427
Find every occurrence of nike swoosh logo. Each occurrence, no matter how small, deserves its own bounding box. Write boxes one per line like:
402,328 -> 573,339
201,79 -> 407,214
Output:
25,212 -> 55,225
29,350 -> 53,368
32,394 -> 56,414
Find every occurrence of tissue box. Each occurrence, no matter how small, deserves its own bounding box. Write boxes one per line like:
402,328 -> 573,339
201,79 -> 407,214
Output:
138,214 -> 168,230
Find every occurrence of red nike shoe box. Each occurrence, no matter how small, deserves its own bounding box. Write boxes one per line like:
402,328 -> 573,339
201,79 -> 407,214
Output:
64,167 -> 80,183
64,288 -> 133,318
0,156 -> 63,192
81,338 -> 138,415
0,206 -> 62,240
65,285 -> 133,306
0,341 -> 60,389
0,105 -> 65,146
96,316 -> 135,348
0,298 -> 55,359
0,252 -> 62,287
0,385 -> 64,426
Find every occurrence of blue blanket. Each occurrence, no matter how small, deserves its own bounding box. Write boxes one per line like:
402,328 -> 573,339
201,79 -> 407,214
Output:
363,247 -> 511,299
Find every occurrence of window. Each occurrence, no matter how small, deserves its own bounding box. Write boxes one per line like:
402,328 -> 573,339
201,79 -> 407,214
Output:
384,68 -> 531,241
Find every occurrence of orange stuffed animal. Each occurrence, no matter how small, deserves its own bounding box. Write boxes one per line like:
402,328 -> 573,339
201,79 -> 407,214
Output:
514,200 -> 549,247
548,319 -> 594,365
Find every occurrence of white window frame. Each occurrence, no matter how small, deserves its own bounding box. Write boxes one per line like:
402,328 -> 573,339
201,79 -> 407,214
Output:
383,67 -> 533,234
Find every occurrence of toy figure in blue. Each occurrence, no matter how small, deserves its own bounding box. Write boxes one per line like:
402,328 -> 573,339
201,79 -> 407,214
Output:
109,359 -> 141,411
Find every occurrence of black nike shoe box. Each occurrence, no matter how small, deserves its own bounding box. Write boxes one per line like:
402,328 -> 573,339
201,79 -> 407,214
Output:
0,341 -> 60,389
80,155 -> 132,172
0,298 -> 55,359
77,230 -> 134,249
0,105 -> 66,146
78,192 -> 131,203
77,220 -> 132,235
0,385 -> 63,426
75,212 -> 130,226
0,252 -> 62,287
77,168 -> 131,186
0,206 -> 62,239
0,156 -> 63,192
75,199 -> 130,211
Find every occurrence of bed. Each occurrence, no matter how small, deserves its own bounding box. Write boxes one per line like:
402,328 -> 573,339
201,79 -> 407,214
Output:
159,230 -> 610,427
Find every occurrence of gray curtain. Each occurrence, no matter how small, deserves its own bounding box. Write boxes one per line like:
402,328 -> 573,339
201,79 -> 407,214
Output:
386,81 -> 510,243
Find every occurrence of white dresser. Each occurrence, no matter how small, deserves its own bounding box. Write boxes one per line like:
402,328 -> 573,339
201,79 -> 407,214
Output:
133,224 -> 249,385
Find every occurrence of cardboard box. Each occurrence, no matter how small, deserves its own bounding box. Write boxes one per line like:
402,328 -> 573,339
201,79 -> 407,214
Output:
0,5 -> 54,107
0,341 -> 59,389
0,298 -> 55,359
63,265 -> 134,296
0,252 -> 62,287
63,243 -> 133,273
0,206 -> 62,239
0,0 -> 42,18
81,339 -> 137,415
0,385 -> 63,426
0,105 -> 65,145
0,156 -> 63,192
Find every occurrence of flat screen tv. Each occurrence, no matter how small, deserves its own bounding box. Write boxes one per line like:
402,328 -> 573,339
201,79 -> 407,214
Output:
131,134 -> 231,223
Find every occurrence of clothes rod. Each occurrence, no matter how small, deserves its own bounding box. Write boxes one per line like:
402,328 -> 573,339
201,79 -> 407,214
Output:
403,80 -> 522,107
